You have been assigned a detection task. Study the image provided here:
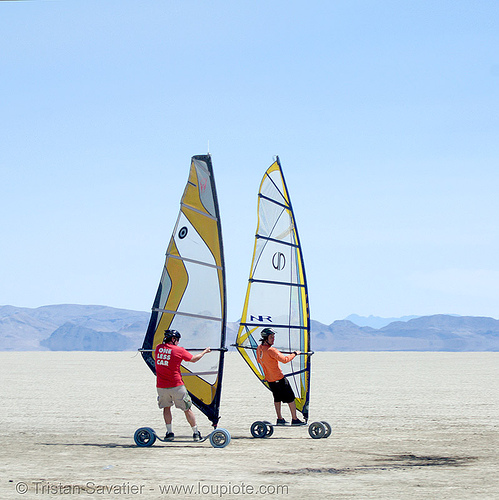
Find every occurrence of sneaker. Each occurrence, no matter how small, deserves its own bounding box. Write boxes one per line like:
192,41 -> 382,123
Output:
193,431 -> 202,442
164,432 -> 174,441
291,419 -> 306,426
276,418 -> 287,426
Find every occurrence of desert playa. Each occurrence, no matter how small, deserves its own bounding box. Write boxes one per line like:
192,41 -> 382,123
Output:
1,351 -> 497,499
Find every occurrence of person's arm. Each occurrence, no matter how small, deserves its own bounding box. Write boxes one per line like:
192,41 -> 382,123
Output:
188,347 -> 211,363
270,348 -> 298,364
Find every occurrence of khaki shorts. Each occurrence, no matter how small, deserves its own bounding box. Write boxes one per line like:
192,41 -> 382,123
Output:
157,385 -> 192,411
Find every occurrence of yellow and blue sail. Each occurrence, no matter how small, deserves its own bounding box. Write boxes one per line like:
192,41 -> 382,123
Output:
235,157 -> 311,420
141,155 -> 227,427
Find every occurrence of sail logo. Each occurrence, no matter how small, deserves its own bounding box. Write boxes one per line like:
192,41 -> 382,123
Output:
250,315 -> 272,322
178,227 -> 188,239
272,252 -> 286,271
199,177 -> 208,193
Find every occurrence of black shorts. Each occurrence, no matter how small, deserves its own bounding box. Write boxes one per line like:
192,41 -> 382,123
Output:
268,378 -> 295,404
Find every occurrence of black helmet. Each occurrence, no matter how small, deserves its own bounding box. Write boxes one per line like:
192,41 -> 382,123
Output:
163,329 -> 181,343
260,327 -> 276,341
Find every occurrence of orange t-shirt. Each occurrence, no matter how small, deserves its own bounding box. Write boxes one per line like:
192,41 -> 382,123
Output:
256,344 -> 296,383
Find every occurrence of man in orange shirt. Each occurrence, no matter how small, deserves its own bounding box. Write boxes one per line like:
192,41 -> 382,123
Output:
256,328 -> 305,426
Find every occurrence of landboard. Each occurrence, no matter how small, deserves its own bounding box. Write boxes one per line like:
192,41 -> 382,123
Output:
250,420 -> 331,439
134,427 -> 231,448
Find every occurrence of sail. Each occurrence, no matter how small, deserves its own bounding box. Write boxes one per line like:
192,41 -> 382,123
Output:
235,157 -> 311,420
141,154 -> 227,427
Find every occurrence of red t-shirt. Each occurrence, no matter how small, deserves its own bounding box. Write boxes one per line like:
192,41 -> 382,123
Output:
155,343 -> 193,388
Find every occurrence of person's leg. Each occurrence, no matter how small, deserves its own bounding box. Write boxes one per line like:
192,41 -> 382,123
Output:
163,406 -> 172,425
287,401 -> 298,420
162,405 -> 175,440
274,401 -> 283,419
184,408 -> 196,427
184,409 -> 202,440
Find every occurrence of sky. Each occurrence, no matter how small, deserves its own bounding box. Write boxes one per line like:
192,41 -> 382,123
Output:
1,0 -> 498,324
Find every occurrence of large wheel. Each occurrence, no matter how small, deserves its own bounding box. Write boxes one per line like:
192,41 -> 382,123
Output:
262,421 -> 274,438
250,421 -> 268,438
321,421 -> 332,438
134,427 -> 157,447
308,421 -> 326,439
209,428 -> 231,448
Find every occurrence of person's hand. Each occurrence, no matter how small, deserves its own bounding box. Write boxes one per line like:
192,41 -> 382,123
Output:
204,347 -> 211,353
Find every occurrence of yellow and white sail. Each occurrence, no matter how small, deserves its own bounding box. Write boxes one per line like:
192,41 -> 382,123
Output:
141,155 -> 226,427
235,157 -> 311,420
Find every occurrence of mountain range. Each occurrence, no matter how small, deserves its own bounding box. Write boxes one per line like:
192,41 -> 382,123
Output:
1,304 -> 498,351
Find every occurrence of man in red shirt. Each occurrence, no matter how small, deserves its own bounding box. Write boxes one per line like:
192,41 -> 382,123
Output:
155,329 -> 211,441
256,328 -> 305,426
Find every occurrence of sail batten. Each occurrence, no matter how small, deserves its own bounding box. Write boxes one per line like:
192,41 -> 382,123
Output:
166,254 -> 223,270
181,203 -> 219,221
255,235 -> 299,248
182,371 -> 219,376
235,157 -> 311,421
141,154 -> 227,427
249,278 -> 306,287
258,193 -> 290,210
152,308 -> 223,322
240,322 -> 307,329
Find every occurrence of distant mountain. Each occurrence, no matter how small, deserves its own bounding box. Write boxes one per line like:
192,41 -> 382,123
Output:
345,314 -> 419,329
0,304 -> 148,351
0,305 -> 498,351
311,315 -> 499,351
41,322 -> 133,351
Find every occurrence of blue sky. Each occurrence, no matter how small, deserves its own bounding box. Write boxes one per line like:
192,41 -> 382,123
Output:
1,1 -> 498,323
